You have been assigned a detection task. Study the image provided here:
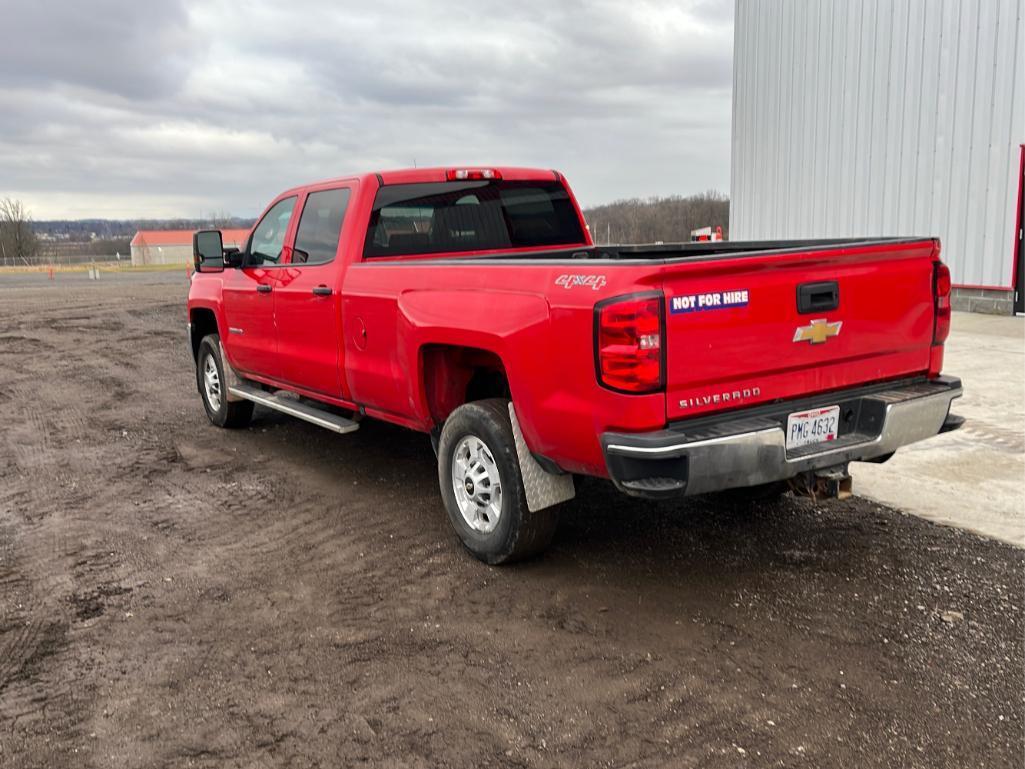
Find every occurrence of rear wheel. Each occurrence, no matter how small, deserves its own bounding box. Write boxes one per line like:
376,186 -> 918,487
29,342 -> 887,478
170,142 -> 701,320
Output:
197,334 -> 253,429
438,399 -> 557,564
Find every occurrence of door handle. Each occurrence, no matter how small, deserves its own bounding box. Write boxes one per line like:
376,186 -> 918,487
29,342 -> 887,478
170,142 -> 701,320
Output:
312,285 -> 332,296
256,285 -> 272,294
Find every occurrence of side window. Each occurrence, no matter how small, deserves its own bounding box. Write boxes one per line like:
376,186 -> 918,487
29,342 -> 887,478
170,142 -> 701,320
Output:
292,188 -> 352,265
248,196 -> 297,265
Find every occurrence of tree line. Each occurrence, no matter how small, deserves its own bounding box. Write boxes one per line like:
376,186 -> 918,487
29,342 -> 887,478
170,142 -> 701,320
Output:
33,214 -> 255,241
582,191 -> 730,245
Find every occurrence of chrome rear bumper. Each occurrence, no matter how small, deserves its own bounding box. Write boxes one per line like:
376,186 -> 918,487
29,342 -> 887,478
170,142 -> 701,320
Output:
601,376 -> 963,498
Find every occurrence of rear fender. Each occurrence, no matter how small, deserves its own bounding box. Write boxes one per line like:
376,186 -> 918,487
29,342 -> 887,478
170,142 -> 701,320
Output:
398,289 -> 551,447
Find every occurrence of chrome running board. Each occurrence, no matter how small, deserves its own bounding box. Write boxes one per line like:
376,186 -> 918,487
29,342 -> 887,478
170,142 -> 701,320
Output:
227,383 -> 360,434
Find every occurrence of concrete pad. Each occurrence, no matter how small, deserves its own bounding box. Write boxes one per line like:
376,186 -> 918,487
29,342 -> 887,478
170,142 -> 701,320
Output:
853,312 -> 1025,547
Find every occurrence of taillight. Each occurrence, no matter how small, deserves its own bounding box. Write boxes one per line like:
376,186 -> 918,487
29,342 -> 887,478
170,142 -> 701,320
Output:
446,168 -> 502,181
933,261 -> 951,344
595,293 -> 665,393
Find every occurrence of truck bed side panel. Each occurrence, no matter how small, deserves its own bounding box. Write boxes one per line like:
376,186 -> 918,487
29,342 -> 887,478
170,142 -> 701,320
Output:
340,262 -> 665,475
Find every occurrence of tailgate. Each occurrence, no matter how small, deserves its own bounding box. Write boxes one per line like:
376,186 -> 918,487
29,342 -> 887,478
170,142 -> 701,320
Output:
662,240 -> 938,421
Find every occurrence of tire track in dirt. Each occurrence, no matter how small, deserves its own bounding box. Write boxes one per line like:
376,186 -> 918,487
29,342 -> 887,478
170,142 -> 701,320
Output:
0,288 -> 171,749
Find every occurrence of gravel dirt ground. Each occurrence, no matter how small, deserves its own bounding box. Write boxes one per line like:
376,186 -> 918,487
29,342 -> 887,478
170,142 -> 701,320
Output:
1,275 -> 1022,768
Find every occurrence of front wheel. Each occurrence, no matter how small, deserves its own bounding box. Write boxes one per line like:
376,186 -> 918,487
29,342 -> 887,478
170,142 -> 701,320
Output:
197,334 -> 254,429
437,399 -> 557,564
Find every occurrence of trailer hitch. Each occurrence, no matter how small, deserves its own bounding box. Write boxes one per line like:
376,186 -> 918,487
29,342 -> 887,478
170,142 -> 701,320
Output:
788,465 -> 853,501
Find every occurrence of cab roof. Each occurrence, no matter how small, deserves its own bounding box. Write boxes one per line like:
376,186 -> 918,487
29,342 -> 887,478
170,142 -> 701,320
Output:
282,166 -> 563,196
376,166 -> 562,185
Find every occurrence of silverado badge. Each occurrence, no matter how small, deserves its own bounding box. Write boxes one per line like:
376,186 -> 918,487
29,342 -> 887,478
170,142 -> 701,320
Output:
793,318 -> 842,344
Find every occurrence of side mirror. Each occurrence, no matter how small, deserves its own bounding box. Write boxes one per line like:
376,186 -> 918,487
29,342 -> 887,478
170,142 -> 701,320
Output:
193,230 -> 225,273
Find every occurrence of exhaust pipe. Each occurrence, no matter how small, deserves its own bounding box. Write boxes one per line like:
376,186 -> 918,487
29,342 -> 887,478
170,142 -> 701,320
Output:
789,465 -> 853,501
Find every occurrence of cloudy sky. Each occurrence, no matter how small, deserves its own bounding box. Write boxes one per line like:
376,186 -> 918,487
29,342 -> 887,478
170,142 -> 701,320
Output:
0,0 -> 735,219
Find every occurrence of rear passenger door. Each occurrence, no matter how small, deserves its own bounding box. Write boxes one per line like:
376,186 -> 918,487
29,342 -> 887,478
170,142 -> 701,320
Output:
274,185 -> 353,397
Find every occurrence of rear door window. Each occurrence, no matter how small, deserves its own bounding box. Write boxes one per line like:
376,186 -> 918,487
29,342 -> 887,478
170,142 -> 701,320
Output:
292,188 -> 352,265
364,180 -> 585,258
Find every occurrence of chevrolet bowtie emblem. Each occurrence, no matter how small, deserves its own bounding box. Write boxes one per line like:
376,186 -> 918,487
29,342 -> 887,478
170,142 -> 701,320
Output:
793,318 -> 843,344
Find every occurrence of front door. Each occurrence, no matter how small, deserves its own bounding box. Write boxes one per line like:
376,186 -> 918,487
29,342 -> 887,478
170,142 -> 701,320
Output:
275,186 -> 353,397
221,195 -> 298,379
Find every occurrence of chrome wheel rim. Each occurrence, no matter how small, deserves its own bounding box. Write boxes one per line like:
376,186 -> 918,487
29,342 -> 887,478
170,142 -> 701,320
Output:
202,353 -> 222,411
451,435 -> 503,533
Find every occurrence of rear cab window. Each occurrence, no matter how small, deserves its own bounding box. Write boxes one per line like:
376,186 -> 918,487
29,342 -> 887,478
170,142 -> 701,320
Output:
364,180 -> 586,258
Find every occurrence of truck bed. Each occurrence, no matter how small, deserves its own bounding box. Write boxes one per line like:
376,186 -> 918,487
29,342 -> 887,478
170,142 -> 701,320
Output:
389,237 -> 936,263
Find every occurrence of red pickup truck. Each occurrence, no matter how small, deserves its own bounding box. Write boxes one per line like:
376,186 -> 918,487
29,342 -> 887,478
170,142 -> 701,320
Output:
187,166 -> 963,563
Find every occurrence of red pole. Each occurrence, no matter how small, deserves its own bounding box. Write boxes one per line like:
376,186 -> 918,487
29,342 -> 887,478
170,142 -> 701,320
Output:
1012,144 -> 1024,291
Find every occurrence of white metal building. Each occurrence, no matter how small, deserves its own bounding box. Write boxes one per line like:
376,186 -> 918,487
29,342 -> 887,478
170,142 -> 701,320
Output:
730,0 -> 1025,314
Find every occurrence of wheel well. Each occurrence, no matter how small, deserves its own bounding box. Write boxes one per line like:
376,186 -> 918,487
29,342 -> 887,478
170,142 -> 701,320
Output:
190,308 -> 218,361
422,345 -> 509,424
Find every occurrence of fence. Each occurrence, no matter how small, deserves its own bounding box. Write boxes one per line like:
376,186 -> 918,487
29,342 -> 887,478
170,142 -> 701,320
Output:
3,253 -> 125,268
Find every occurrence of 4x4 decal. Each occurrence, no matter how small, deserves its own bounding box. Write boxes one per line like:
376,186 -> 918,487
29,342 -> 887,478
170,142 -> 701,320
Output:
555,274 -> 607,290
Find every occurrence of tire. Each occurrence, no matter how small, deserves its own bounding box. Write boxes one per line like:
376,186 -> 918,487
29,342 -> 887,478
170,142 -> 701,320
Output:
437,398 -> 558,564
196,334 -> 254,429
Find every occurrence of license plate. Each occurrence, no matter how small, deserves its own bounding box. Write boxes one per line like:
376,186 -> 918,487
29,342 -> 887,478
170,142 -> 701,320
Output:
786,405 -> 840,449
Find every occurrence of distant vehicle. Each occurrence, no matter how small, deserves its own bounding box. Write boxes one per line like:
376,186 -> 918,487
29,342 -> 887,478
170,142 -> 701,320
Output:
690,225 -> 723,242
186,166 -> 963,563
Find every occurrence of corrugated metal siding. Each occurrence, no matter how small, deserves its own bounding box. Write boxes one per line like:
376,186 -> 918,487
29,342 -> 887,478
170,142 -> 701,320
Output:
731,0 -> 1025,288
